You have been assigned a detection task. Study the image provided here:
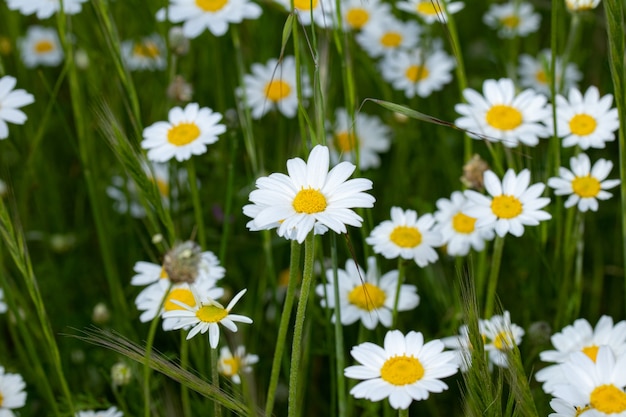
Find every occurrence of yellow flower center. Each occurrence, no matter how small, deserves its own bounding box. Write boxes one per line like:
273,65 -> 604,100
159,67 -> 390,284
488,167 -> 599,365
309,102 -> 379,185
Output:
196,303 -> 228,323
165,288 -> 196,311
590,384 -> 626,414
569,114 -> 597,136
575,406 -> 591,416
535,69 -> 548,84
167,122 -> 201,146
572,176 -> 601,198
452,212 -> 477,234
390,225 -> 422,248
405,65 -> 430,82
35,40 -> 54,53
265,80 -> 291,102
294,0 -> 319,10
380,32 -> 402,48
195,0 -> 228,12
581,344 -> 599,362
334,131 -> 358,152
221,356 -> 240,377
485,104 -> 523,131
493,330 -> 514,351
501,15 -> 520,28
380,355 -> 425,386
133,41 -> 160,58
347,283 -> 387,311
416,1 -> 439,15
346,8 -> 369,29
491,195 -> 523,219
293,188 -> 327,214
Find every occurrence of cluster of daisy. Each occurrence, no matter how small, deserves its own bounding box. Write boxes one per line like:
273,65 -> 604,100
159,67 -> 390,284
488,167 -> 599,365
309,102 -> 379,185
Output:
0,366 -> 27,417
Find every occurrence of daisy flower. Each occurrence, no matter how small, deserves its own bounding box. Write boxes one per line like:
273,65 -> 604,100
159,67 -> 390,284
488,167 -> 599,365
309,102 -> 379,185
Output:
19,26 -> 64,68
339,0 -> 392,32
355,17 -> 421,59
239,56 -> 312,119
156,0 -> 262,38
344,330 -> 459,410
75,407 -> 123,417
549,398 -> 593,417
366,207 -> 443,267
548,153 -> 620,212
379,46 -> 456,99
441,323 -> 484,372
0,75 -> 35,140
464,169 -> 551,238
434,191 -> 495,257
162,287 -> 253,348
327,108 -> 392,170
6,0 -> 88,18
243,145 -> 375,244
482,311 -> 525,368
0,289 -> 6,314
396,0 -> 464,24
566,0 -> 601,11
121,34 -> 167,71
536,316 -> 626,394
141,103 -> 226,162
273,0 -> 335,27
518,50 -> 582,96
218,345 -> 259,384
0,367 -> 27,415
315,256 -> 420,329
455,78 -> 551,147
483,2 -> 541,38
548,86 -> 619,150
242,200 -> 329,239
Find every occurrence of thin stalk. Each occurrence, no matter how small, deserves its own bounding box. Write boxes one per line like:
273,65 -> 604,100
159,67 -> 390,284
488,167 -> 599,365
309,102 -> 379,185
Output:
391,258 -> 406,328
180,334 -> 192,417
399,408 -> 409,417
330,233 -> 347,417
571,212 -> 585,319
288,233 -> 316,417
484,235 -> 505,318
187,160 -> 206,248
210,347 -> 223,417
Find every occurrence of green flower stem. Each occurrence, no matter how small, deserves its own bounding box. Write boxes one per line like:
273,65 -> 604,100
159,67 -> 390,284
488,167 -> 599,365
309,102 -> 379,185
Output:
187,160 -> 206,249
391,258 -> 406,328
484,235 -> 505,318
265,240 -> 301,417
571,212 -> 586,319
211,346 -> 223,417
330,233 -> 347,417
399,408 -> 409,417
288,233 -> 316,417
180,334 -> 192,417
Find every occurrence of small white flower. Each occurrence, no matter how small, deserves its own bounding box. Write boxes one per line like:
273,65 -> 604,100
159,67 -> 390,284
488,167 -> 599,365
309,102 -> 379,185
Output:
483,2 -> 541,38
6,0 -> 88,18
19,26 -> 64,68
0,367 -> 27,415
217,345 -> 259,384
0,75 -> 35,140
548,153 -> 620,212
396,0 -> 464,24
121,34 -> 167,71
355,17 -> 421,59
273,0 -> 335,27
566,0 -> 601,11
75,406 -> 123,417
518,50 -> 582,96
482,311 -> 525,368
339,0 -> 392,31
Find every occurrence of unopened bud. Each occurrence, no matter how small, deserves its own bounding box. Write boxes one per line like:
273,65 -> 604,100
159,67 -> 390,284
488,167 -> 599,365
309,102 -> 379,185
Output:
92,302 -> 111,324
163,240 -> 202,283
111,361 -> 132,386
461,154 -> 489,191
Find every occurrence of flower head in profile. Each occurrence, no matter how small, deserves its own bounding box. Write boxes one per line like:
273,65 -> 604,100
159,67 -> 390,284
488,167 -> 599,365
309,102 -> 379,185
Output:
464,169 -> 551,237
566,0 -> 601,11
345,330 -> 459,409
19,26 -> 64,68
518,50 -> 582,96
218,345 -> 259,384
75,407 -> 123,417
339,0 -> 392,31
396,0 -> 464,24
7,0 -> 88,18
0,366 -> 27,415
244,145 -> 375,243
0,75 -> 35,140
355,17 -> 421,59
156,0 -> 262,38
483,2 -> 541,38
141,103 -> 226,162
121,34 -> 167,71
548,153 -> 620,212
316,256 -> 419,329
455,78 -> 551,147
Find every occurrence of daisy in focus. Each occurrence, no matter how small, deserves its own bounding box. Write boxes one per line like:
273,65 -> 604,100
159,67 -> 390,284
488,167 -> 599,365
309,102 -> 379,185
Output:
518,50 -> 582,96
316,256 -> 420,329
547,153 -> 620,212
355,17 -> 421,59
327,108 -> 392,170
434,191 -> 495,257
75,407 -> 123,417
566,0 -> 601,11
396,0 -> 464,24
141,103 -> 226,162
156,0 -> 262,38
547,86 -> 619,150
121,34 -> 167,71
339,0 -> 392,32
455,78 -> 551,147
273,0 -> 335,27
239,56 -> 312,119
0,366 -> 27,416
379,46 -> 456,99
218,345 -> 259,384
482,311 -> 525,368
483,1 -> 541,38
162,287 -> 252,348
6,0 -> 88,18
243,145 -> 375,244
344,330 -> 459,410
535,316 -> 626,394
366,207 -> 442,267
464,169 -> 551,238
19,26 -> 64,68
0,75 -> 35,140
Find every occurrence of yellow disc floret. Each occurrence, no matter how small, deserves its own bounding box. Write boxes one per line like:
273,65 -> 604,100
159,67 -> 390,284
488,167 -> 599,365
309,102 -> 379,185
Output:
167,122 -> 201,146
452,212 -> 477,234
35,40 -> 54,53
294,0 -> 319,10
390,226 -> 422,248
405,65 -> 430,82
265,80 -> 292,102
195,0 -> 228,12
491,195 -> 523,219
196,303 -> 228,323
380,32 -> 402,47
572,176 -> 601,198
346,8 -> 369,29
569,114 -> 597,136
293,188 -> 327,214
485,105 -> 523,131
348,283 -> 386,311
165,288 -> 196,311
590,384 -> 626,414
380,355 -> 425,385
581,345 -> 599,362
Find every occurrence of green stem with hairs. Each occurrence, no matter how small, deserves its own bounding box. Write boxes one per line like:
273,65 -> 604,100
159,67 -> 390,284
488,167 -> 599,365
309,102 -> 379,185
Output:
399,408 -> 410,417
484,235 -> 505,318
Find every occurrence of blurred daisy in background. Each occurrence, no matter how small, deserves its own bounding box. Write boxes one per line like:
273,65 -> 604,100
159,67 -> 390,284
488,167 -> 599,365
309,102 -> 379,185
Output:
316,256 -> 420,329
121,34 -> 167,71
547,86 -> 619,149
75,406 -> 123,417
396,0 -> 464,24
455,78 -> 551,147
0,75 -> 35,140
379,46 -> 456,98
345,330 -> 459,409
239,56 -> 311,119
0,366 -> 27,416
518,50 -> 581,96
482,311 -> 525,368
367,207 -> 442,267
327,108 -> 391,170
483,2 -> 541,38
218,345 -> 259,384
274,0 -> 335,27
141,103 -> 226,162
464,169 -> 551,238
339,0 -> 392,32
355,17 -> 421,58
548,153 -> 620,212
441,322 -> 485,372
19,26 -> 64,68
6,0 -> 88,18
156,0 -> 262,38
566,0 -> 601,11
